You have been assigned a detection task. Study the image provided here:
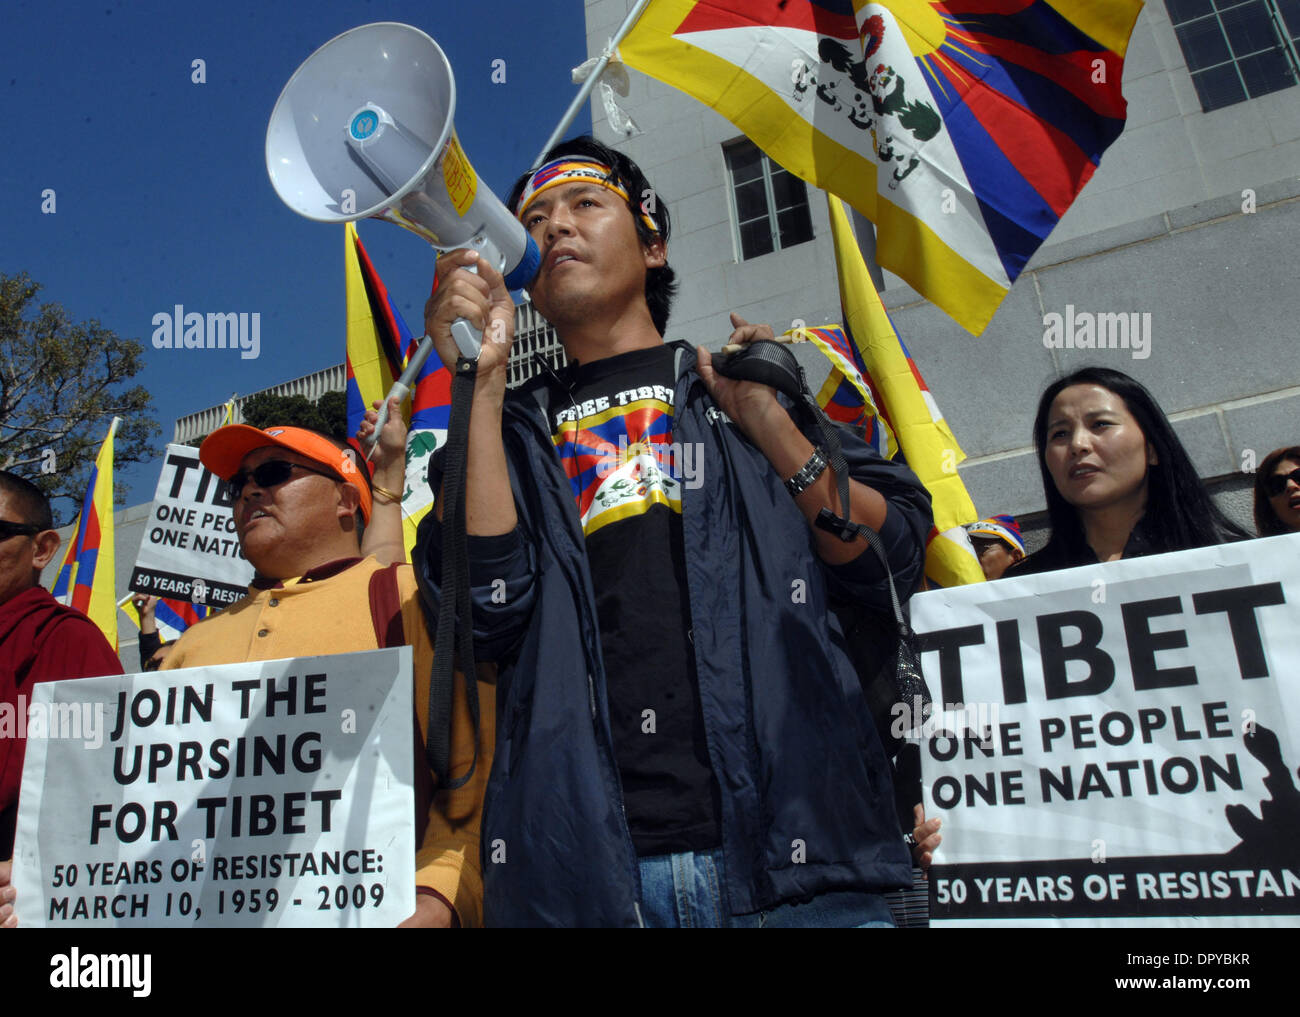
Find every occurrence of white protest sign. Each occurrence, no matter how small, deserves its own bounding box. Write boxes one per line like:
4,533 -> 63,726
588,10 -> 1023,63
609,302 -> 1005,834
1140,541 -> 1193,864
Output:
12,648 -> 415,927
909,533 -> 1300,927
129,443 -> 253,607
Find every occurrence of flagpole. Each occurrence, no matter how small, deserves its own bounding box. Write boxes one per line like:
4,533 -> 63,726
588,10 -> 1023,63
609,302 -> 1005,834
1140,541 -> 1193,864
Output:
530,0 -> 653,170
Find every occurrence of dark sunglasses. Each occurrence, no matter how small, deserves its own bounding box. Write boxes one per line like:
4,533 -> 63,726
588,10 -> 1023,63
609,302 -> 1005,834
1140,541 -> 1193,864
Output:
1265,467 -> 1300,498
0,519 -> 42,540
225,460 -> 341,500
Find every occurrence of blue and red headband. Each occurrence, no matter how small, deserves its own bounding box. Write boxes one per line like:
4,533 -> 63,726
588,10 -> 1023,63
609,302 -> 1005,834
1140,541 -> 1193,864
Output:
514,158 -> 659,234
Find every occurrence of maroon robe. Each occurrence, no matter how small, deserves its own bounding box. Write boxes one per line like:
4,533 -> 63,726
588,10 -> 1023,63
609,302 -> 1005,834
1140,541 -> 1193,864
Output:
0,585 -> 122,857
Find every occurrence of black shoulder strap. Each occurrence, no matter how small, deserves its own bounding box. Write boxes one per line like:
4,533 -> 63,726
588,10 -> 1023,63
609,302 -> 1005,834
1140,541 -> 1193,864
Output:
419,357 -> 481,791
711,339 -> 909,633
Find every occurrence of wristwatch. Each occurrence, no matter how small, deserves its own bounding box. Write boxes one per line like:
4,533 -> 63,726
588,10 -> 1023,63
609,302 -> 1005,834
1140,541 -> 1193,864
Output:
785,446 -> 829,497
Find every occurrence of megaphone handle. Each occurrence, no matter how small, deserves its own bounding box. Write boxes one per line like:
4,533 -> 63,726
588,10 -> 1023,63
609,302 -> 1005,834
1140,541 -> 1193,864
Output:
450,261 -> 483,359
451,318 -> 482,360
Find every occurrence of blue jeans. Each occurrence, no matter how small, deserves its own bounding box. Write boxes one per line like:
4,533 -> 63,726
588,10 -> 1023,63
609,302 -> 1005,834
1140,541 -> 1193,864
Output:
637,848 -> 895,928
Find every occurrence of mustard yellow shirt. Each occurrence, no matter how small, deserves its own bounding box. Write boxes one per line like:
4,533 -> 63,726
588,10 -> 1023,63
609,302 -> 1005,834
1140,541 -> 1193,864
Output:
163,556 -> 492,927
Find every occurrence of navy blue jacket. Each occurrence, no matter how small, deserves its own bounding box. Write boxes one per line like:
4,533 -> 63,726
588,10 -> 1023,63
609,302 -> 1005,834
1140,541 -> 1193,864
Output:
417,343 -> 933,926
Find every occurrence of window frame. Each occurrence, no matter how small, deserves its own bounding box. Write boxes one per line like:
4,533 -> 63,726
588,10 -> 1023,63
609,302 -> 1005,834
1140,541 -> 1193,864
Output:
1166,0 -> 1300,112
723,138 -> 815,261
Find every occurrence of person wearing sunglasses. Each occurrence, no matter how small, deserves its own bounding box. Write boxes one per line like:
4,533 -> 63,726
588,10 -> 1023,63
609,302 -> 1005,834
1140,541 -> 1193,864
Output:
1254,446 -> 1300,537
0,471 -> 122,928
152,421 -> 490,929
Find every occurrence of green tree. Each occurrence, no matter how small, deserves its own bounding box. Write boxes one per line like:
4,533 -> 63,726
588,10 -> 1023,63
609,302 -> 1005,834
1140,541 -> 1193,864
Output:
238,391 -> 348,440
0,272 -> 159,524
316,390 -> 348,440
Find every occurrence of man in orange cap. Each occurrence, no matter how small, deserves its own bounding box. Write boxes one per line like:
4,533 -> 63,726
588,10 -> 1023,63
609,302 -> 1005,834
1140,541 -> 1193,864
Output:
158,421 -> 490,929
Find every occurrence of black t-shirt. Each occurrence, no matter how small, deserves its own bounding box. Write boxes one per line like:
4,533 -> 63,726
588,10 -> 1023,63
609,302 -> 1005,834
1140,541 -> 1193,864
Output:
548,344 -> 721,856
1012,520 -> 1160,576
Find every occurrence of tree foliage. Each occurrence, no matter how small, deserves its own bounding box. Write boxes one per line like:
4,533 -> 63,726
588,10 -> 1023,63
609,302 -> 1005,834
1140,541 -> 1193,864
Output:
316,390 -> 348,440
237,391 -> 348,441
0,272 -> 159,524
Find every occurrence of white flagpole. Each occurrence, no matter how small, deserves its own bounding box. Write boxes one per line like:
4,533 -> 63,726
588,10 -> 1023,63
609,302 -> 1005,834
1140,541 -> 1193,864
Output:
530,0 -> 654,170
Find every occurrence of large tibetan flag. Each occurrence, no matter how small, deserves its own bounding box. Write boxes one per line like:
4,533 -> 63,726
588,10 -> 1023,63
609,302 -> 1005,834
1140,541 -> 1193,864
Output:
620,0 -> 1143,334
344,223 -> 451,556
829,197 -> 984,587
119,594 -> 212,644
51,417 -> 120,648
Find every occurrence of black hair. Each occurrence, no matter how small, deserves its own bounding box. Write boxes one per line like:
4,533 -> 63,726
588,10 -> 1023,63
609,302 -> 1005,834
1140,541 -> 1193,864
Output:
0,470 -> 54,531
1254,445 -> 1300,536
1031,367 -> 1248,558
508,135 -> 677,335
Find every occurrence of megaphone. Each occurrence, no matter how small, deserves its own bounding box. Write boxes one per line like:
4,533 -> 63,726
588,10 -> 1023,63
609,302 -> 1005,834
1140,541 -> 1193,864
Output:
266,22 -> 540,365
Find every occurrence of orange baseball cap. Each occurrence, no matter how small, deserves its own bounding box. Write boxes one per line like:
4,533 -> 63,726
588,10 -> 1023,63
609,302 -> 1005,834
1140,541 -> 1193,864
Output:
199,425 -> 373,523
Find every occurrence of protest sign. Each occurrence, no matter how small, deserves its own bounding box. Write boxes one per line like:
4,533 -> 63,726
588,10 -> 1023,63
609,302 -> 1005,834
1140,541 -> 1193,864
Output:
909,533 -> 1300,927
11,648 -> 415,927
129,444 -> 254,607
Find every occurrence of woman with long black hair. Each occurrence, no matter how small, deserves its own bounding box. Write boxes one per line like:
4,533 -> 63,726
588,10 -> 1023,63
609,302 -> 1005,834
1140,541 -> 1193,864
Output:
1014,367 -> 1247,574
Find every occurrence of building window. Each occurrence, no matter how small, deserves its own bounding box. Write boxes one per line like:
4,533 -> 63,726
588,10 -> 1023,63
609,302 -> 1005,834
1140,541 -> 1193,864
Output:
1166,0 -> 1299,111
507,298 -> 565,388
724,139 -> 814,260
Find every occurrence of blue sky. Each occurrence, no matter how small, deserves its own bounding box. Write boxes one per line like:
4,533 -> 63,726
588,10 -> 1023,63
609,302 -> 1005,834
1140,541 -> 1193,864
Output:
1,0 -> 592,507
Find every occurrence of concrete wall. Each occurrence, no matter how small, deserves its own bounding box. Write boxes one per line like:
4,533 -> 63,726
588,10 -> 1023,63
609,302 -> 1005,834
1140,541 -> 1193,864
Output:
585,0 -> 1300,534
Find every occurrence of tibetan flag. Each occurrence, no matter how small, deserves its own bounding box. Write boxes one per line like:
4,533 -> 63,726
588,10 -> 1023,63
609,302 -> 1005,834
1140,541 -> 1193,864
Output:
345,222 -> 408,447
828,196 -> 984,587
620,0 -> 1143,334
119,594 -> 212,644
399,333 -> 452,557
51,417 -> 120,648
343,223 -> 451,557
779,324 -> 896,458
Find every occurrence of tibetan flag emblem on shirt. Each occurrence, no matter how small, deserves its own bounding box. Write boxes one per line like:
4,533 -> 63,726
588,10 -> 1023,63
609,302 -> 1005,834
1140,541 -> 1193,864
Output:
553,395 -> 683,536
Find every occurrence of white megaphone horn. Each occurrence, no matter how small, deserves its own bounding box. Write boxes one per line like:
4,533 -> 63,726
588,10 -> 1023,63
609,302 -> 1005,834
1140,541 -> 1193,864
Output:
266,23 -> 540,445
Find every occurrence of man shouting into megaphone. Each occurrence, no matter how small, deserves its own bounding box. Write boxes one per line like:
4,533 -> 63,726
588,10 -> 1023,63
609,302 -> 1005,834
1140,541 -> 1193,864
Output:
416,136 -> 934,928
